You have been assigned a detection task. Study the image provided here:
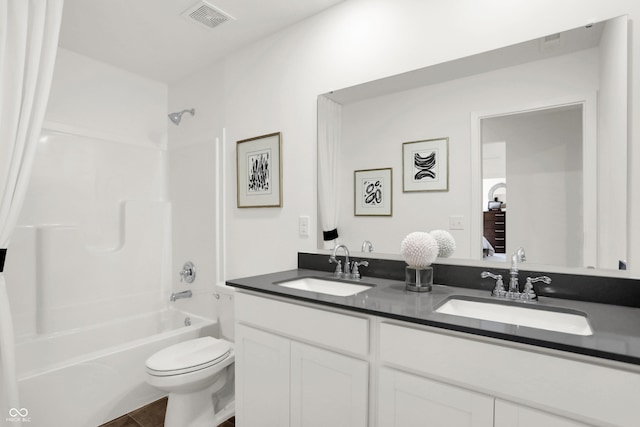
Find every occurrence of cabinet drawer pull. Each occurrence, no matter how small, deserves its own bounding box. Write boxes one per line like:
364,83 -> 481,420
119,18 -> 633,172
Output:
494,213 -> 505,217
495,237 -> 505,241
495,222 -> 505,225
495,230 -> 505,233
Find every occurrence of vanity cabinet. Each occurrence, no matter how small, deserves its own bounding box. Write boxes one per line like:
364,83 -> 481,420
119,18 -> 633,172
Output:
379,322 -> 637,427
290,340 -> 368,427
235,292 -> 369,427
235,325 -> 290,427
483,210 -> 506,253
378,367 -> 493,427
495,400 -> 591,427
234,290 -> 640,427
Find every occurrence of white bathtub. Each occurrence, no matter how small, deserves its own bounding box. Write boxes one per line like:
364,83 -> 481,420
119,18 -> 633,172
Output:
16,308 -> 219,427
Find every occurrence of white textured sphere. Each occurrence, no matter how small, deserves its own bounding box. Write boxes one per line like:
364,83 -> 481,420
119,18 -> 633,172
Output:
430,229 -> 456,258
400,232 -> 439,268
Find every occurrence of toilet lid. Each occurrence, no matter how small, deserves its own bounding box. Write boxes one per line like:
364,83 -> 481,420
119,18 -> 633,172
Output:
146,337 -> 231,376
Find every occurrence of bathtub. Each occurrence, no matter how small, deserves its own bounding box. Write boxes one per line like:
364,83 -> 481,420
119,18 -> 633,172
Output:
16,308 -> 221,427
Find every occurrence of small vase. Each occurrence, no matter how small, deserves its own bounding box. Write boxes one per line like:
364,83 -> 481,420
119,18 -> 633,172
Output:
405,266 -> 433,292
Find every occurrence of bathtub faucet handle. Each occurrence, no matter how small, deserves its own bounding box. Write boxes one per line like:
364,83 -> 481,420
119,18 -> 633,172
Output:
179,261 -> 196,284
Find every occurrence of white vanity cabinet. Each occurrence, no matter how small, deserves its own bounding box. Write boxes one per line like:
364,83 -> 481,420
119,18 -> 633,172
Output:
235,324 -> 291,427
235,292 -> 370,427
494,400 -> 592,427
378,367 -> 494,427
378,367 -> 590,427
379,322 -> 639,427
234,290 -> 640,427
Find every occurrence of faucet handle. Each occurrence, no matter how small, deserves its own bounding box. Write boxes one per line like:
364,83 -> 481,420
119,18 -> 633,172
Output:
522,276 -> 551,301
482,271 -> 506,297
179,261 -> 196,283
331,260 -> 342,276
527,275 -> 552,284
481,271 -> 501,280
351,260 -> 369,280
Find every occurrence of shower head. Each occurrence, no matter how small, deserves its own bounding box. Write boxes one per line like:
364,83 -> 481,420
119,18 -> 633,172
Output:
168,108 -> 195,125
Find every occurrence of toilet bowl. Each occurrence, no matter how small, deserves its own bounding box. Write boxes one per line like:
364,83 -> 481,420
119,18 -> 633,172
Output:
145,336 -> 235,427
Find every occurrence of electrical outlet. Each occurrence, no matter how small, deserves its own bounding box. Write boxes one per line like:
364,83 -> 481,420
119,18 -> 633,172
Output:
299,216 -> 310,237
449,215 -> 464,230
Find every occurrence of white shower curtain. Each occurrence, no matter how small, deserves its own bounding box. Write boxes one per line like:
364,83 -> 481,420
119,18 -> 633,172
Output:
0,0 -> 64,413
317,95 -> 342,249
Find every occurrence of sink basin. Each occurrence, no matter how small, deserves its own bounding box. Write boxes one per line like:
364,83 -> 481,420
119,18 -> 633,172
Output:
275,277 -> 373,297
435,297 -> 593,336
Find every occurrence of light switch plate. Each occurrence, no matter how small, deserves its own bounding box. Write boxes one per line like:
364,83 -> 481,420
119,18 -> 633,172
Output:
299,216 -> 310,237
449,215 -> 464,230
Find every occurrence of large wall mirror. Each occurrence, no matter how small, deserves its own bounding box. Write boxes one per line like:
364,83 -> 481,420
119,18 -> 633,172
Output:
317,16 -> 629,275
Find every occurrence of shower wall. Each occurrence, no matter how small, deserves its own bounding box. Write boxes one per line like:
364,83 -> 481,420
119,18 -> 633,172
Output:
3,48 -> 170,338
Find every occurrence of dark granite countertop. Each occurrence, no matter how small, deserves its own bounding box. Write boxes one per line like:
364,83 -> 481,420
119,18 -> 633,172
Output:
227,268 -> 640,368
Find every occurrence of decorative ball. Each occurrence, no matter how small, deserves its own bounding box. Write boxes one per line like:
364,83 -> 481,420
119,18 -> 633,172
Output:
400,232 -> 439,268
430,229 -> 456,258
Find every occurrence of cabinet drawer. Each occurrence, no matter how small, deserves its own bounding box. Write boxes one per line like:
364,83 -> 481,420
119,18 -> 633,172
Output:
380,322 -> 640,426
484,211 -> 506,220
236,292 -> 369,356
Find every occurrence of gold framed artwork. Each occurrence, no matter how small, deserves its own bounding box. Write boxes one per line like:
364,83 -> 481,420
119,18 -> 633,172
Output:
236,132 -> 282,208
354,168 -> 392,216
402,137 -> 449,192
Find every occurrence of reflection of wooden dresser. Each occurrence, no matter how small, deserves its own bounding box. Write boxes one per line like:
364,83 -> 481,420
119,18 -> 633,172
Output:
484,211 -> 506,254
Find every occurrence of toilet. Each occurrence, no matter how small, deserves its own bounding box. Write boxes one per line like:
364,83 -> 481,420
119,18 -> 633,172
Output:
145,336 -> 235,427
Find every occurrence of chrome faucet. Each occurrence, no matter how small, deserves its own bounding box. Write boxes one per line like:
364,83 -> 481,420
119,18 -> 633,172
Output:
170,290 -> 192,302
481,247 -> 551,302
509,247 -> 526,293
361,240 -> 374,253
330,244 -> 350,278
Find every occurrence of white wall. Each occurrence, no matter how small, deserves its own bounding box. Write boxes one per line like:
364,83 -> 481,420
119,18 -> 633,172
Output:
169,0 -> 640,278
166,64 -> 233,335
4,48 -> 170,337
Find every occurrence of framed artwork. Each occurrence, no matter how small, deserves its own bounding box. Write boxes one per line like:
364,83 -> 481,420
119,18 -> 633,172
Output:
354,168 -> 392,216
402,137 -> 449,192
237,132 -> 282,208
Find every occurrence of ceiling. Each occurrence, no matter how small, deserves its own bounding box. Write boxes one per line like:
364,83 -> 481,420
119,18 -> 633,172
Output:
58,0 -> 345,83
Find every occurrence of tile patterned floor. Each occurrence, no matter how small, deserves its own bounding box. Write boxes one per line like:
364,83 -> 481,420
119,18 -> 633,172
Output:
98,397 -> 235,427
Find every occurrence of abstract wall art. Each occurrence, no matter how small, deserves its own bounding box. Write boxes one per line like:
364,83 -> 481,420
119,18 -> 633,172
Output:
354,167 -> 392,216
402,137 -> 449,192
237,132 -> 282,207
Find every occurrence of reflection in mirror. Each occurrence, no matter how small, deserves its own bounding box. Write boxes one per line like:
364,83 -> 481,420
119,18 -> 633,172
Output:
317,16 -> 628,275
481,105 -> 584,267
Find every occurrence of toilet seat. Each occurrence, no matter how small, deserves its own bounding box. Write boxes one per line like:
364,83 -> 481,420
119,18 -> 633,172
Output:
146,336 -> 231,377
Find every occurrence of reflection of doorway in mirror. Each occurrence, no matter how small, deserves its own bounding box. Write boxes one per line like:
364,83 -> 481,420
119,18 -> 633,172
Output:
482,141 -> 506,209
481,105 -> 584,267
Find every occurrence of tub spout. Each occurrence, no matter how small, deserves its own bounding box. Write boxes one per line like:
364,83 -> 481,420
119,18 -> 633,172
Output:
170,290 -> 192,302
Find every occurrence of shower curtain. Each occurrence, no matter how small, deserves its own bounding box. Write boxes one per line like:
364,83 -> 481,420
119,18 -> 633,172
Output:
317,95 -> 342,249
0,0 -> 64,414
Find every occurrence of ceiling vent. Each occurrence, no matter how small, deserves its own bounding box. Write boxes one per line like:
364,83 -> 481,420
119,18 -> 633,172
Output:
181,1 -> 235,30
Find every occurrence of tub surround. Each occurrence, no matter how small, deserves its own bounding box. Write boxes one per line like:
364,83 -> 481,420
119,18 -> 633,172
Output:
226,253 -> 640,367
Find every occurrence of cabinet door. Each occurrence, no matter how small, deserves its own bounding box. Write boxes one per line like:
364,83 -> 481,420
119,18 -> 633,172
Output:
495,400 -> 591,427
378,368 -> 493,427
291,341 -> 368,427
235,324 -> 291,427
